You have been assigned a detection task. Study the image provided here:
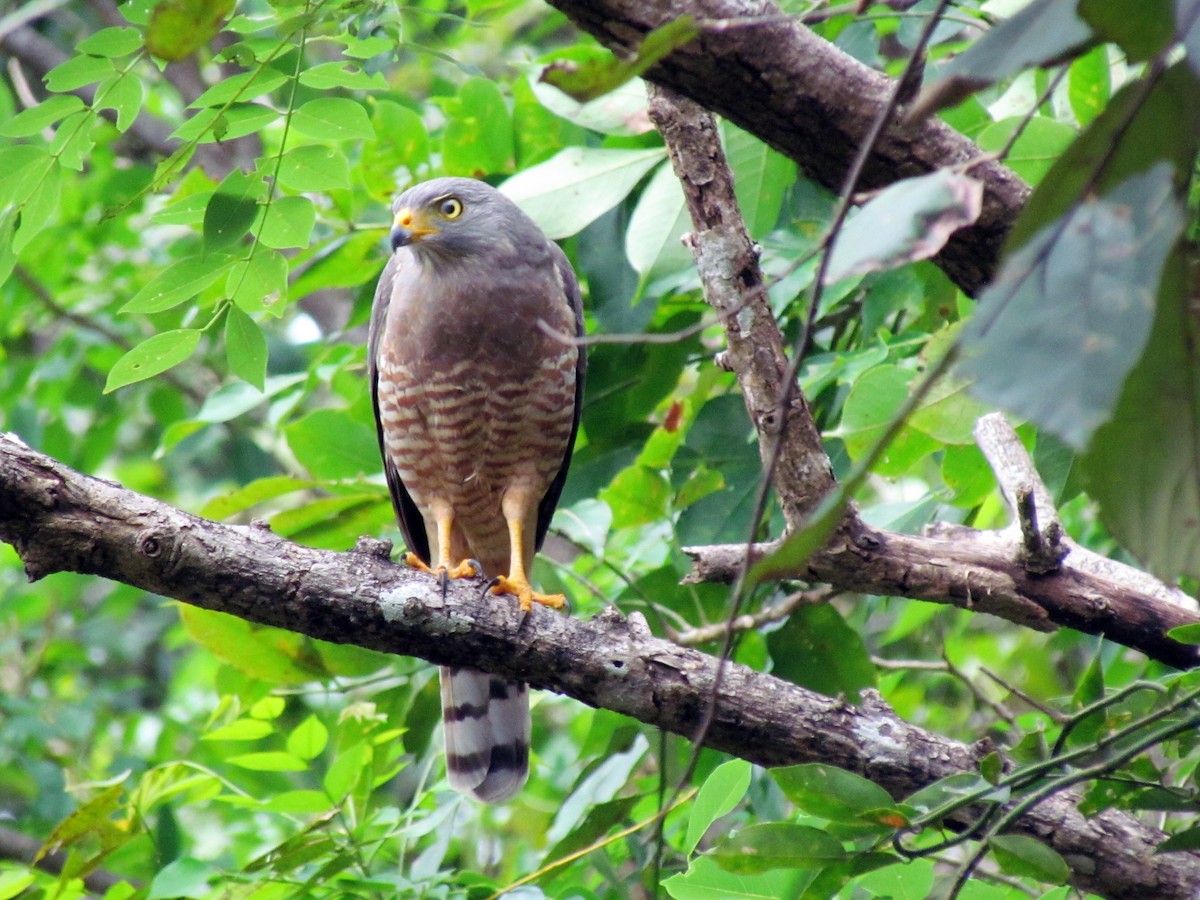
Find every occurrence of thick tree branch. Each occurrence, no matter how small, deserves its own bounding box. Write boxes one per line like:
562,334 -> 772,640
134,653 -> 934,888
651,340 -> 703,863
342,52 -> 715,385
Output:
0,434 -> 1198,897
547,0 -> 1029,296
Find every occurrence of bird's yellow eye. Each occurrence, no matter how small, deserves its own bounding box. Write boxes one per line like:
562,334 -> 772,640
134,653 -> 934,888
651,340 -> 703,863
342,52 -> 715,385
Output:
438,197 -> 464,219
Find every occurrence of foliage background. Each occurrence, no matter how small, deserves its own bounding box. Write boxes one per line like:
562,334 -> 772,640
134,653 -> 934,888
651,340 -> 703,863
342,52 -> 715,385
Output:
0,0 -> 1198,898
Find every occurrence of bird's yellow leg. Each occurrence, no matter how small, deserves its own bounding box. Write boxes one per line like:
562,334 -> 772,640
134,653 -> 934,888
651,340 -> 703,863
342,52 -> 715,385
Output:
489,514 -> 565,613
404,512 -> 477,580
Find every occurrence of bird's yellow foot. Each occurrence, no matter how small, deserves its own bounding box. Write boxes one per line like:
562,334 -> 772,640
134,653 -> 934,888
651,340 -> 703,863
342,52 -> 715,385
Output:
404,553 -> 479,580
489,575 -> 565,613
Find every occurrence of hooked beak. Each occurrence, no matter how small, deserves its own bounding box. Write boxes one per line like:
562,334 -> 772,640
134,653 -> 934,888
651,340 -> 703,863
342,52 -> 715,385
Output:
390,207 -> 438,251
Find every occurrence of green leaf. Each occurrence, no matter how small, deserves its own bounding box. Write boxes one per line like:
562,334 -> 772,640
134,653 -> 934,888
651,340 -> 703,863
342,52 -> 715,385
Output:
286,715 -> 329,761
324,743 -> 371,800
441,77 -> 514,177
147,857 -> 218,900
179,605 -> 325,683
501,146 -> 665,239
912,0 -> 1095,117
710,824 -> 845,874
147,0 -> 235,62
285,408 -> 380,480
0,94 -> 85,137
0,146 -> 52,207
104,329 -> 202,392
768,605 -> 876,702
121,255 -> 235,314
600,465 -> 670,528
530,68 -> 652,137
854,859 -> 935,900
277,145 -> 351,192
625,162 -> 692,278
77,26 -> 144,58
44,53 -> 116,91
227,751 -> 308,772
1079,0 -> 1174,62
13,159 -> 61,254
188,68 -> 290,108
540,17 -> 698,102
961,163 -> 1184,449
1068,44 -> 1112,127
202,718 -> 274,741
825,171 -> 983,284
224,305 -> 268,390
1156,826 -> 1200,853
974,116 -> 1077,186
772,764 -> 897,824
832,366 -> 940,475
205,170 -> 262,251
663,856 -> 803,899
298,61 -> 387,91
1167,623 -> 1200,644
228,248 -> 289,316
0,871 -> 35,900
1083,250 -> 1200,581
49,109 -> 95,171
989,835 -> 1070,884
290,97 -> 375,141
363,101 -> 429,196
94,76 -> 145,133
724,124 -> 797,238
258,195 -> 315,250
685,759 -> 752,855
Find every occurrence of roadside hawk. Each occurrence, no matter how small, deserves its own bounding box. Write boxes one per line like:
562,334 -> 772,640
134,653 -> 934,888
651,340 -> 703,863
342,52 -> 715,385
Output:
368,177 -> 585,802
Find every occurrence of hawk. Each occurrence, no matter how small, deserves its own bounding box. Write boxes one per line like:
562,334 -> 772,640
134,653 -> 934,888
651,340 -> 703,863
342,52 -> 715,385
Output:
368,177 -> 585,802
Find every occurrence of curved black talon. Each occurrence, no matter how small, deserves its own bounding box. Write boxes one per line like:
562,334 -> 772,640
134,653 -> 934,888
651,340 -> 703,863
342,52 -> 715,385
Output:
464,558 -> 486,581
437,568 -> 450,599
479,576 -> 502,601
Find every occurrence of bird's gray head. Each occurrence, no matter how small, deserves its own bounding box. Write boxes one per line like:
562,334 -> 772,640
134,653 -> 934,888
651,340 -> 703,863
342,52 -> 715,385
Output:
389,177 -> 539,262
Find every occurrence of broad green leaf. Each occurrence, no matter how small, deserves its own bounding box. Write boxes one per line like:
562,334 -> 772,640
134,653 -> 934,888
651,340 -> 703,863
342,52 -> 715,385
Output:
226,751 -> 307,772
832,365 -> 940,475
49,109 -> 95,171
768,605 -> 876,702
710,824 -> 845,874
961,163 -> 1184,449
663,856 -> 803,899
724,124 -> 797,238
261,790 -> 334,814
363,101 -> 429,197
202,718 -> 274,741
975,116 -> 1077,186
94,75 -> 144,133
200,474 -> 314,519
912,0 -> 1095,117
258,195 -> 315,250
685,759 -> 752,855
13,159 -> 61,254
105,329 -> 202,392
189,68 -> 290,108
625,162 -> 691,278
77,26 -> 144,58
1156,826 -> 1200,853
544,794 -> 642,862
0,146 -> 52,207
0,871 -> 35,900
285,408 -> 379,480
224,304 -> 267,389
286,715 -> 329,761
540,17 -> 698,102
1079,0 -> 1174,62
772,764 -> 897,824
290,97 -> 375,141
824,171 -> 983,284
121,255 -> 235,314
44,53 -> 116,91
530,68 -> 652,136
205,170 -> 262,251
179,606 -> 325,683
228,248 -> 288,316
324,743 -> 371,799
854,859 -> 935,900
501,146 -> 665,239
277,145 -> 351,192
1068,44 -> 1111,127
217,102 -> 278,140
989,835 -> 1070,884
298,61 -> 387,91
147,858 -> 218,900
907,373 -> 992,445
441,77 -> 514,177
599,465 -> 670,528
1168,623 -> 1200,644
1010,62 -> 1200,252
147,0 -> 234,62
1084,251 -> 1200,581
0,94 -> 85,137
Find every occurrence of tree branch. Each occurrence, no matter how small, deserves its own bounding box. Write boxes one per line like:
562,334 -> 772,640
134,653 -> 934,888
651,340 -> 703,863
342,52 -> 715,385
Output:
0,433 -> 1197,897
546,0 -> 1029,296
